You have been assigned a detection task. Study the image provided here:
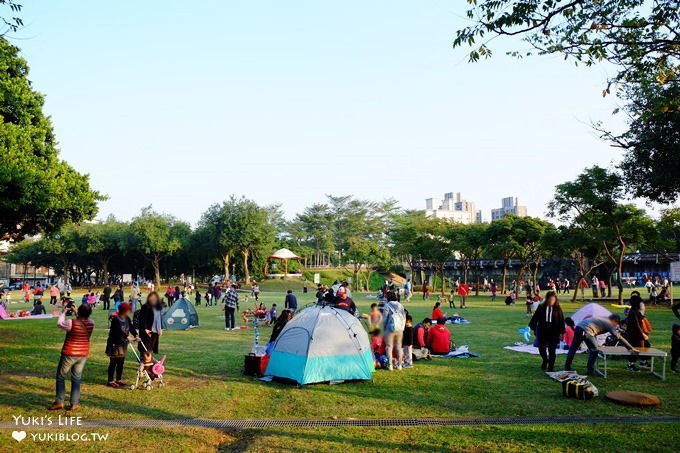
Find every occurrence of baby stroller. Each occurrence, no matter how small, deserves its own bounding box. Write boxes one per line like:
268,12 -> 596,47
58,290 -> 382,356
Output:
128,341 -> 167,391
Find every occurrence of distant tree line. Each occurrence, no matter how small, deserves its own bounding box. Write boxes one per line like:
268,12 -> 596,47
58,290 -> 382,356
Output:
6,166 -> 680,303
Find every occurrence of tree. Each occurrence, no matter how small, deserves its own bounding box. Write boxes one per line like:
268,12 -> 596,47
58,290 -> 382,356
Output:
0,37 -> 103,241
448,223 -> 489,295
549,166 -> 656,302
553,225 -> 606,302
0,1 -> 23,35
79,217 -> 130,284
418,217 -> 455,296
390,210 -> 429,281
612,82 -> 680,203
130,207 -> 189,289
510,216 -> 556,287
453,1 -> 680,204
453,0 -> 679,90
486,216 -> 522,294
196,197 -> 276,284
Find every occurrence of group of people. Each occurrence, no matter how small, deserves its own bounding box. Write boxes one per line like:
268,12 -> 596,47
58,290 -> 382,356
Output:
525,289 -> 680,376
48,292 -> 165,411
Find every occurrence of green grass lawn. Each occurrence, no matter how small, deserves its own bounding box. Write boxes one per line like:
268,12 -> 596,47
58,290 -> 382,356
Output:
1,288 -> 678,452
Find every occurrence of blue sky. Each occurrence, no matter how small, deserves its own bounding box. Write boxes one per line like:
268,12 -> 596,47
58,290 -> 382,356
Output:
13,1 -> 628,224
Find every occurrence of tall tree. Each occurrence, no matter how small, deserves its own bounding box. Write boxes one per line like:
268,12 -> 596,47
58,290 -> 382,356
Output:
452,1 -> 680,204
486,216 -> 521,294
449,223 -> 489,296
0,37 -> 103,240
130,207 -> 189,289
549,166 -> 655,302
390,210 -> 429,281
79,217 -> 130,284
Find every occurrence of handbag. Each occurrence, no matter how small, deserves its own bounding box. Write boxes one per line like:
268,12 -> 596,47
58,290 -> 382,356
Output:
106,342 -> 127,358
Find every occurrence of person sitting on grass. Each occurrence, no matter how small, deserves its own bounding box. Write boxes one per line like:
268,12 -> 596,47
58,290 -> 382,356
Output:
371,329 -> 386,367
413,318 -> 432,357
267,309 -> 294,353
563,317 -> 576,348
31,299 -> 46,316
50,304 -> 94,411
431,302 -> 445,322
564,314 -> 638,377
427,318 -> 453,355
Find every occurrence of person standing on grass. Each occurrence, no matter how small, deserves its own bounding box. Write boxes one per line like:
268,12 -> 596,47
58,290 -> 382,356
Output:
137,292 -> 162,354
490,280 -> 498,302
458,281 -> 469,309
112,285 -> 124,311
599,278 -> 607,298
49,303 -> 94,411
129,282 -> 141,313
224,284 -> 239,330
528,291 -> 565,372
382,292 -> 406,371
105,302 -> 139,388
49,284 -> 59,306
101,284 -> 112,310
422,281 -> 429,301
591,275 -> 599,298
404,279 -> 412,302
564,314 -> 638,377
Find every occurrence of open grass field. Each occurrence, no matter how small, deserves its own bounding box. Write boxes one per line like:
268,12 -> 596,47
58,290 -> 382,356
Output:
1,287 -> 678,452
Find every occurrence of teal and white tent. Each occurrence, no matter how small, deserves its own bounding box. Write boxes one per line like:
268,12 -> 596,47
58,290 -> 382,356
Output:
265,306 -> 374,385
162,297 -> 199,330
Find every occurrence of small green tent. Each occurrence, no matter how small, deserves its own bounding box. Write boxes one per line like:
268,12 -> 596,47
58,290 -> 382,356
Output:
162,297 -> 199,330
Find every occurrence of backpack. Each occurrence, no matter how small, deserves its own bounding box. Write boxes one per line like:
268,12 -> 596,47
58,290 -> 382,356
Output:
386,303 -> 406,332
562,378 -> 598,400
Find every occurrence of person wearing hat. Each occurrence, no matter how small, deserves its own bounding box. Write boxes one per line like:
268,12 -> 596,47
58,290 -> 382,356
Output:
334,286 -> 357,316
564,314 -> 638,377
105,302 -> 139,388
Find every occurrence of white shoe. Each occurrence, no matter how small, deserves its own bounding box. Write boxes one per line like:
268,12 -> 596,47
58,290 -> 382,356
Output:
387,366 -> 393,371
396,365 -> 402,371
225,328 -> 230,331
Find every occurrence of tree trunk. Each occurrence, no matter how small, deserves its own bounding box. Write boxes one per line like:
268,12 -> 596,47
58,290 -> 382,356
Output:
501,260 -> 508,294
440,266 -> 446,296
153,255 -> 161,290
243,249 -> 250,284
353,263 -> 360,292
223,252 -> 230,282
616,253 -> 625,304
101,259 -> 109,286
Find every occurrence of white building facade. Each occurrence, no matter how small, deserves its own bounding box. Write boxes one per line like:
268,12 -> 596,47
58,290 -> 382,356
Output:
425,192 -> 482,224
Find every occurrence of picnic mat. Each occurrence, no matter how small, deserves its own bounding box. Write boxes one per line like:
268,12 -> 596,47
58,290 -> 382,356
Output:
504,343 -> 570,355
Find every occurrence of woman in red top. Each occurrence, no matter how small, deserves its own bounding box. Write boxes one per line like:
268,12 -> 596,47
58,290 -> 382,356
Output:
458,283 -> 469,309
427,318 -> 452,355
431,302 -> 445,322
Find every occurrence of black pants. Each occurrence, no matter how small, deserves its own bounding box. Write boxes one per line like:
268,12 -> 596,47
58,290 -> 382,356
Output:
537,336 -> 559,371
225,307 -> 235,329
671,353 -> 678,370
50,296 -> 58,305
102,298 -> 110,310
107,357 -> 125,382
139,333 -> 159,354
